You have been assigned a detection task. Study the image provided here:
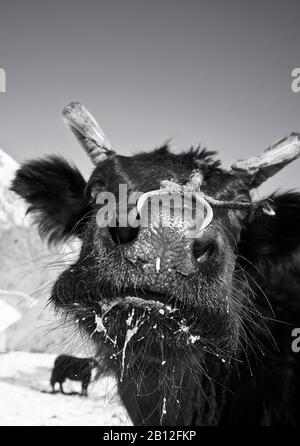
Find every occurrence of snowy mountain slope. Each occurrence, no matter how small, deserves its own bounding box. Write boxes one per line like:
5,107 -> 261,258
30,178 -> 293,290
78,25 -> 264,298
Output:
0,148 -> 79,353
0,148 -> 27,228
0,300 -> 21,331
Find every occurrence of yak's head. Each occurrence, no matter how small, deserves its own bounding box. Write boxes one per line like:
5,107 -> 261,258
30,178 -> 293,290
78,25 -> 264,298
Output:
12,103 -> 300,383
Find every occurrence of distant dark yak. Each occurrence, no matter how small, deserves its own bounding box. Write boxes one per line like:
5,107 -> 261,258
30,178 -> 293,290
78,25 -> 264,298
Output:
50,354 -> 99,396
12,103 -> 300,425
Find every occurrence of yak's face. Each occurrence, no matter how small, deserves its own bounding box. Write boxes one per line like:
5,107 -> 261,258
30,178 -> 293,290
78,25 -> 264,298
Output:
45,148 -> 251,366
78,149 -> 248,354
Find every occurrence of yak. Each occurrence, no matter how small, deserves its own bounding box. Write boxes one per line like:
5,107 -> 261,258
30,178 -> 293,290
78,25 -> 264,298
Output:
50,354 -> 99,396
11,102 -> 300,425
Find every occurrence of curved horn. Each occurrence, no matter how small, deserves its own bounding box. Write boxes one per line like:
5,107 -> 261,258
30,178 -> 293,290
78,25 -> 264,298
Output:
62,102 -> 113,165
231,133 -> 300,188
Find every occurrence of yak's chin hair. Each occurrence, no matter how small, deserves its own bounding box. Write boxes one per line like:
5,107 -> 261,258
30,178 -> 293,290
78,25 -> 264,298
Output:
50,253 -> 271,386
56,294 -> 240,379
50,264 -> 271,425
91,309 -> 239,426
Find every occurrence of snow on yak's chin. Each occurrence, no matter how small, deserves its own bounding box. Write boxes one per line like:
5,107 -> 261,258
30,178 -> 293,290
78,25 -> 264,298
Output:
89,292 -> 236,357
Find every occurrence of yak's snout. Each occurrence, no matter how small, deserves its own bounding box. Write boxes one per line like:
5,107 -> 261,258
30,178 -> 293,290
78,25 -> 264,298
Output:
93,209 -> 235,344
104,193 -> 221,281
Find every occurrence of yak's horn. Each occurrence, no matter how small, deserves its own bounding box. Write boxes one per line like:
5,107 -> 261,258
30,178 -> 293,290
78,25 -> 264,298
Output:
62,102 -> 113,165
231,133 -> 300,188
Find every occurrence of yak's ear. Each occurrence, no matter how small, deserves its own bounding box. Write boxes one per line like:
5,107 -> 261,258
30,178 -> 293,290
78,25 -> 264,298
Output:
11,156 -> 91,245
239,192 -> 300,265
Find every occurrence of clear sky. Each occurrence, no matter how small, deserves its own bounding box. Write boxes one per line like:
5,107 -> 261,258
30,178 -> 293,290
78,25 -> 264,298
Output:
1,0 -> 300,195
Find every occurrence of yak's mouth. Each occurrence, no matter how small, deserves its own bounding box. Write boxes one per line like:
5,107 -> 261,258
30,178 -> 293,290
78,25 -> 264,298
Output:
98,290 -> 182,332
88,286 -> 236,369
90,287 -> 234,349
99,287 -> 194,322
104,289 -> 178,312
101,293 -> 179,319
91,290 -> 204,354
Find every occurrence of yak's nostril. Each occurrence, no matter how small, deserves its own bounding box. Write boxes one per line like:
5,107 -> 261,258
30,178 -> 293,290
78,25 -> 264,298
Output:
109,224 -> 139,245
192,237 -> 215,263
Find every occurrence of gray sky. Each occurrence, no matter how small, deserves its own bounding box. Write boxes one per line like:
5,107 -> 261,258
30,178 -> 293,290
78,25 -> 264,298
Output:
1,0 -> 300,194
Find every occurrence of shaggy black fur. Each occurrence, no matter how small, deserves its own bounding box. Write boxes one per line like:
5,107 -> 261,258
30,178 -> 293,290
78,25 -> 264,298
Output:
11,146 -> 300,426
12,156 -> 91,244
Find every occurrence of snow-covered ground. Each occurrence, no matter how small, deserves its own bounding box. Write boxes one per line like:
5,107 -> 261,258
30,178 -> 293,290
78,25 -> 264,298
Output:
0,351 -> 131,426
